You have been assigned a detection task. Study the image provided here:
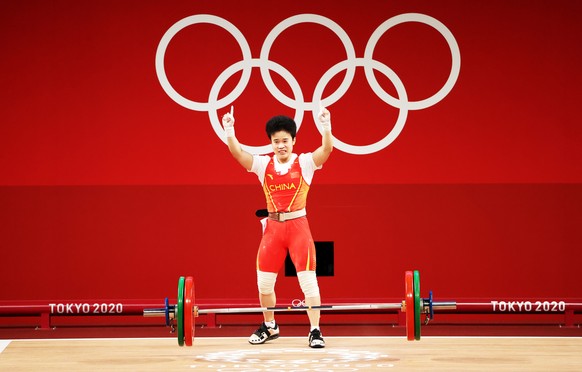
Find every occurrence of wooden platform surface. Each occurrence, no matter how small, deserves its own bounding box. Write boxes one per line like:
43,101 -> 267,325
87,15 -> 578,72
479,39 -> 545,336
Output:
1,336 -> 581,371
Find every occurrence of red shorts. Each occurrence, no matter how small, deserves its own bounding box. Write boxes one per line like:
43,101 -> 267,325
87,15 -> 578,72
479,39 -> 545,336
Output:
256,217 -> 316,273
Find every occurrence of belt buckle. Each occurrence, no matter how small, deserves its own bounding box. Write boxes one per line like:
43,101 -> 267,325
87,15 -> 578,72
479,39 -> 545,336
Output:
277,212 -> 286,222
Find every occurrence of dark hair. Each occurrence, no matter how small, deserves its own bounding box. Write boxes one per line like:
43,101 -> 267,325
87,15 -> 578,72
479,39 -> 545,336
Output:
265,115 -> 296,139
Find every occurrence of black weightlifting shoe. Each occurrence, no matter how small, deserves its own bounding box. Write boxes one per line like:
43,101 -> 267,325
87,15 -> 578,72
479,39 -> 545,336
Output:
248,322 -> 280,345
308,328 -> 325,348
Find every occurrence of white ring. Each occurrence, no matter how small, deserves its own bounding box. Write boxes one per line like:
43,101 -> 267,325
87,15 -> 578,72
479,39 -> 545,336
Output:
313,58 -> 408,155
155,15 -> 253,111
259,14 -> 357,112
363,13 -> 461,110
208,59 -> 304,154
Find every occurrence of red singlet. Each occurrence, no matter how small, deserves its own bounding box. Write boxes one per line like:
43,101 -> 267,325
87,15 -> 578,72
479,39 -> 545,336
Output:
250,153 -> 320,273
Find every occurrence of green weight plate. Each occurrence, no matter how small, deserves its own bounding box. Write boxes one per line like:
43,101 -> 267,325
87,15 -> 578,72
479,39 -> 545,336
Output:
413,270 -> 421,341
177,276 -> 185,346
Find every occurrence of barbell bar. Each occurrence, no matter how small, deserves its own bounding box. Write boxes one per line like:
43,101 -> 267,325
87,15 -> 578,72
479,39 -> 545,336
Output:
2,298 -> 578,330
143,270 -> 458,346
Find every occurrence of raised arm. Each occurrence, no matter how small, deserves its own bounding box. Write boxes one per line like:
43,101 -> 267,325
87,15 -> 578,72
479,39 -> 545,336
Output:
311,106 -> 334,167
222,107 -> 253,171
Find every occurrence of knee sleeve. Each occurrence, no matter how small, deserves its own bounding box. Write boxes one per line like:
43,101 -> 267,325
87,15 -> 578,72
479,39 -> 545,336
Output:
257,270 -> 277,295
297,270 -> 320,298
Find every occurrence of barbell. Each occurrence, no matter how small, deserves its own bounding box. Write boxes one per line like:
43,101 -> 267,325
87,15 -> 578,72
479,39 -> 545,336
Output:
143,270 -> 457,347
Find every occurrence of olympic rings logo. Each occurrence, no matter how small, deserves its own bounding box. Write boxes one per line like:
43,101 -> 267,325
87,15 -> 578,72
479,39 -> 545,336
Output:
155,13 -> 461,155
291,299 -> 306,307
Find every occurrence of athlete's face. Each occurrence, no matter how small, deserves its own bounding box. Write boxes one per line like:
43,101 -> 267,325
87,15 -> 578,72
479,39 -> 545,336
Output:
270,130 -> 296,163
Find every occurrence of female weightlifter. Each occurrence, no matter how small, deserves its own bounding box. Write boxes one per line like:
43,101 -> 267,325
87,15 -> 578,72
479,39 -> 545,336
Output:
221,106 -> 333,348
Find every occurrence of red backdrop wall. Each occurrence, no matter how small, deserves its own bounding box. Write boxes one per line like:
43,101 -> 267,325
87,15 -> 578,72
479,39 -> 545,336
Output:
1,1 -> 581,307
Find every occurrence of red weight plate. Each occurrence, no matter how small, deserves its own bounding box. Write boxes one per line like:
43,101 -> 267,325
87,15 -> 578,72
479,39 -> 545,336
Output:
405,271 -> 415,341
184,276 -> 194,346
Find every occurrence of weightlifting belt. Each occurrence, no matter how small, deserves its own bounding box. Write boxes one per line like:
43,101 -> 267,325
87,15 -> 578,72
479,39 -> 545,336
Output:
268,208 -> 306,222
